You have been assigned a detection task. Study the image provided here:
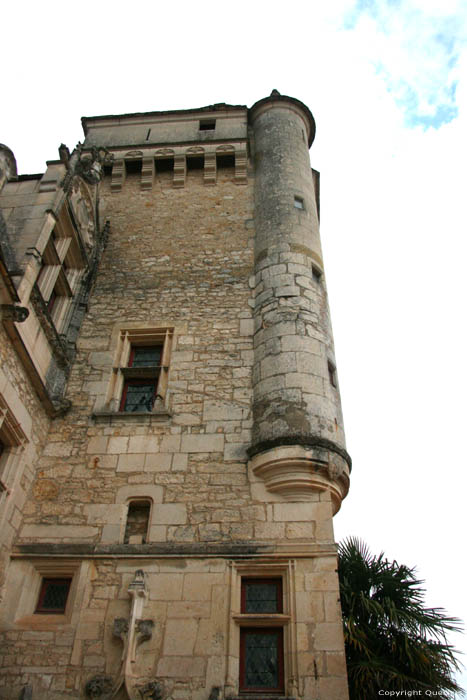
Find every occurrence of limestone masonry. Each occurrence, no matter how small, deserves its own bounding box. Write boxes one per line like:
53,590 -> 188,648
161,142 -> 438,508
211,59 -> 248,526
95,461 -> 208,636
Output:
0,91 -> 351,699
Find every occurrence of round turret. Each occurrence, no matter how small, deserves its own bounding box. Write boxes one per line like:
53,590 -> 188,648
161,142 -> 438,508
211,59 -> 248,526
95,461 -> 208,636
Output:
248,92 -> 350,512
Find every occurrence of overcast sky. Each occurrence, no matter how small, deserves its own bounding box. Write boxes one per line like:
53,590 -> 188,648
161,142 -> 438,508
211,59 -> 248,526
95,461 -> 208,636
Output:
3,0 -> 467,692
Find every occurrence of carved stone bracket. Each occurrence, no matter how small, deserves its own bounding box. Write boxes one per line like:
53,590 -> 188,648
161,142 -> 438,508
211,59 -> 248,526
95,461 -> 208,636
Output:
111,570 -> 154,699
234,147 -> 247,184
76,147 -> 111,185
85,675 -> 113,698
249,444 -> 350,513
204,152 -> 216,185
136,681 -> 164,699
173,154 -> 186,188
141,157 -> 155,191
111,159 -> 125,192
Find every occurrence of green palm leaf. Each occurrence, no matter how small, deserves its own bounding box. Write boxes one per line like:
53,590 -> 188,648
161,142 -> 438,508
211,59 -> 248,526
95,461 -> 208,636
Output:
338,537 -> 464,700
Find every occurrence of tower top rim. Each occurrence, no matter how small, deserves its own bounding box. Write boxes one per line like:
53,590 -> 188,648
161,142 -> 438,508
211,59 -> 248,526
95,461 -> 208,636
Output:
248,92 -> 316,147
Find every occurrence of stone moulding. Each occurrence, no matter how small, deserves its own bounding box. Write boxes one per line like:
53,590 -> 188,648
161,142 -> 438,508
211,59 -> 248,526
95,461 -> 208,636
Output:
249,444 -> 350,513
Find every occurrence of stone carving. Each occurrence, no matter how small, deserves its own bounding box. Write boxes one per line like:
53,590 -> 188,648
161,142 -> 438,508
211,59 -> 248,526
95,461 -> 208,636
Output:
135,619 -> 154,645
155,149 -> 174,157
70,176 -> 96,252
111,570 -> 154,699
125,151 -> 143,159
216,145 -> 234,152
59,143 -> 70,167
76,146 -> 111,185
186,146 -> 204,154
0,304 -> 29,322
137,681 -> 164,699
113,617 -> 129,639
85,675 -> 113,698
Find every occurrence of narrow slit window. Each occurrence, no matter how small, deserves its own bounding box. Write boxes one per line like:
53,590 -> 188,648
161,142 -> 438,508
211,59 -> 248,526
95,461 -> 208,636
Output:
312,265 -> 322,283
124,500 -> 151,544
294,195 -> 305,209
35,578 -> 71,614
199,119 -> 216,131
328,360 -> 337,388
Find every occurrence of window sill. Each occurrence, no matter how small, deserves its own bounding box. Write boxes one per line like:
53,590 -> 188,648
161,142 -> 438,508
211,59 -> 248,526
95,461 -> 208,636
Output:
92,410 -> 172,425
14,614 -> 72,629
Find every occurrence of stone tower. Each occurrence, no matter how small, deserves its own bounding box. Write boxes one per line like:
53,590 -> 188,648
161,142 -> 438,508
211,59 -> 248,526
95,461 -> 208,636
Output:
0,92 -> 351,699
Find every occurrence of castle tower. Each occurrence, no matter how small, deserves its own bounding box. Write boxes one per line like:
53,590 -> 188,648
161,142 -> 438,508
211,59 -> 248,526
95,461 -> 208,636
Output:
0,93 -> 351,699
249,92 -> 350,513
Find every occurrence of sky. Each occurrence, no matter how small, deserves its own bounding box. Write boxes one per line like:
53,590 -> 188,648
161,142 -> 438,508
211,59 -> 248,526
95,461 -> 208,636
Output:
3,0 -> 467,693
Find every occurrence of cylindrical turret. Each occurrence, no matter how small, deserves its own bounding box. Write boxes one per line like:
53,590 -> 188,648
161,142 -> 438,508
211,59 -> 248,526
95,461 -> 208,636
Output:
248,92 -> 350,511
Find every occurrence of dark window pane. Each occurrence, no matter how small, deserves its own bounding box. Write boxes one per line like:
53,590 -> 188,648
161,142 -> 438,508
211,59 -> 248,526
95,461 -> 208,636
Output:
36,578 -> 71,614
130,346 -> 162,367
242,579 -> 282,613
241,629 -> 283,691
245,583 -> 278,613
122,382 -> 156,412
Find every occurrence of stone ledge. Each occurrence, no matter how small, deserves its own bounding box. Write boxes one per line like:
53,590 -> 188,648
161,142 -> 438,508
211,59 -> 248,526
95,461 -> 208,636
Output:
11,541 -> 337,559
91,410 -> 172,424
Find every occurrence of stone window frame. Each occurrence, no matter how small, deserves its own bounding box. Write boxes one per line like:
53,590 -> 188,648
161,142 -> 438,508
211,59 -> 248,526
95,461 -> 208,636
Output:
0,392 -> 28,499
294,195 -> 305,210
35,577 -> 72,614
3,559 -> 91,629
225,561 -> 299,698
35,224 -> 85,333
123,498 -> 153,544
104,327 -> 174,417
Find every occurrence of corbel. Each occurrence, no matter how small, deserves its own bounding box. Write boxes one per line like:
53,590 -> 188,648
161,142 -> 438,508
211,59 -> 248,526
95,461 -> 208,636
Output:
173,154 -> 186,188
111,159 -> 126,192
235,147 -> 248,184
141,157 -> 155,191
204,152 -> 216,185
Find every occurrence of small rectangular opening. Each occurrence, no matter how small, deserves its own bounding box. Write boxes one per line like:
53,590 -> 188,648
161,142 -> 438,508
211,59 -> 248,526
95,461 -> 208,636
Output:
186,156 -> 204,171
35,578 -> 71,614
103,164 -> 113,176
294,196 -> 304,210
312,265 -> 322,283
216,154 -> 235,169
155,158 -> 174,173
124,501 -> 151,544
199,119 -> 216,131
125,159 -> 142,175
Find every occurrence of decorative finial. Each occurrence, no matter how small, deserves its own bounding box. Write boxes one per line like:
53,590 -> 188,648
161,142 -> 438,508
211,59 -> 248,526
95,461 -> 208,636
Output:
270,89 -> 281,96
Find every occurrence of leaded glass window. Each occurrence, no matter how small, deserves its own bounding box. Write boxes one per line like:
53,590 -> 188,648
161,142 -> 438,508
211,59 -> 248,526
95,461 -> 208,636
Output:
240,628 -> 284,692
241,578 -> 282,614
120,381 -> 157,412
129,345 -> 162,368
